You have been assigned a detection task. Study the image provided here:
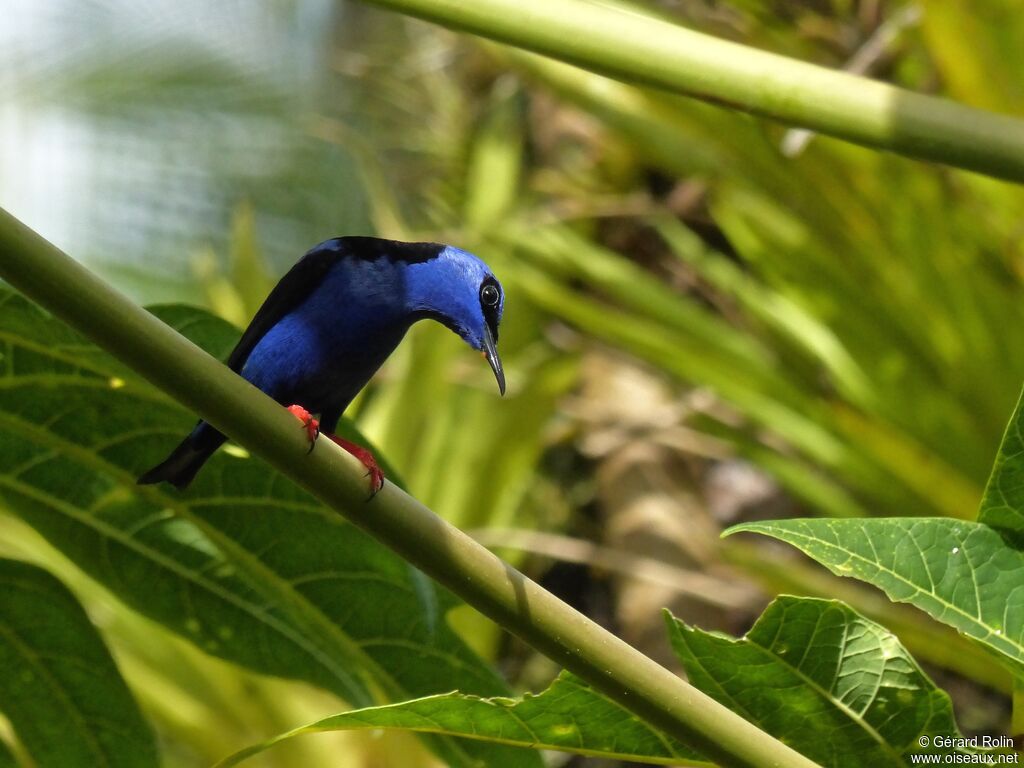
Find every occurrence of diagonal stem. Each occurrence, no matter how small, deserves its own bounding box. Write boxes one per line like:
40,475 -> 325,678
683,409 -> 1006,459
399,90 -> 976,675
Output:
0,206 -> 819,768
356,0 -> 1024,184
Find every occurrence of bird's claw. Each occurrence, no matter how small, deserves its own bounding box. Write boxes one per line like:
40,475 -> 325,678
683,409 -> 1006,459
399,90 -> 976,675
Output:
364,467 -> 385,500
286,404 -> 320,451
327,433 -> 385,499
287,406 -> 384,498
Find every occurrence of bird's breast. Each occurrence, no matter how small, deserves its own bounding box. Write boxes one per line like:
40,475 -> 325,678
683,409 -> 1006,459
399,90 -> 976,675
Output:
241,302 -> 408,412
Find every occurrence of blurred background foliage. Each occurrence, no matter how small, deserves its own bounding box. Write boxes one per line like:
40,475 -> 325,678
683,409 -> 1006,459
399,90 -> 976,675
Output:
1,0 -> 1021,764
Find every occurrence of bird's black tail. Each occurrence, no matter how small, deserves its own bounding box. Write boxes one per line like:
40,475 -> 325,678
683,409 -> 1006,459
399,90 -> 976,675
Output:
137,426 -> 226,490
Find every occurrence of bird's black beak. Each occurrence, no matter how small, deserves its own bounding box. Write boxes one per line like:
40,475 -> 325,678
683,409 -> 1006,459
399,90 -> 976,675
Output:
483,323 -> 505,396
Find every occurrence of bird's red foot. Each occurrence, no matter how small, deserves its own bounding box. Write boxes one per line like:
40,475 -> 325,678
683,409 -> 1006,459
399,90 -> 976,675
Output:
286,404 -> 320,452
326,433 -> 385,498
286,405 -> 383,497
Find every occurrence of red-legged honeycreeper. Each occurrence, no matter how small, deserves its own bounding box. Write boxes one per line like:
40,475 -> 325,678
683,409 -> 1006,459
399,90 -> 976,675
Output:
137,237 -> 505,493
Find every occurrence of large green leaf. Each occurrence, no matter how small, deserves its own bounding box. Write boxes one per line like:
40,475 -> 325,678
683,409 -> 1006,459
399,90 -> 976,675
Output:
0,289 -> 536,768
218,595 -> 986,768
724,388 -> 1024,674
0,558 -> 157,767
726,519 -> 1024,671
213,671 -> 707,767
668,596 -> 976,768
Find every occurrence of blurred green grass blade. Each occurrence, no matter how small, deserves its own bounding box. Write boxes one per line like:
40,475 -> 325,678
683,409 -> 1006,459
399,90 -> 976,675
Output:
727,440 -> 868,519
504,222 -> 950,518
0,289 -> 536,768
506,225 -> 951,519
726,519 -> 1024,672
831,408 -> 981,520
0,558 -> 158,768
492,51 -> 1001,520
498,45 -> 840,224
191,246 -> 250,330
512,260 -> 849,466
653,216 -> 875,408
214,670 -> 708,767
507,224 -> 781,380
410,349 -> 575,531
921,4 -> 1024,113
463,82 -> 523,231
666,596 -> 979,767
456,352 -> 578,529
497,46 -> 730,177
227,203 -> 274,318
0,737 -> 15,768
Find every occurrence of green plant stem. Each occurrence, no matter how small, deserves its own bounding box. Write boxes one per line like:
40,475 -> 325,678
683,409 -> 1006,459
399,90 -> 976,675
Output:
0,210 -> 819,767
357,0 -> 1024,184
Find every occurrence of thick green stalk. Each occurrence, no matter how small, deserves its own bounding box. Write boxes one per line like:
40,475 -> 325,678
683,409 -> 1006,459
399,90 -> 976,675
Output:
358,0 -> 1024,184
0,209 -> 818,767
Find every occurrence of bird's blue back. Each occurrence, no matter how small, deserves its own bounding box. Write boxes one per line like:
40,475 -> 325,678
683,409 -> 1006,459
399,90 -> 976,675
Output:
238,241 -> 500,430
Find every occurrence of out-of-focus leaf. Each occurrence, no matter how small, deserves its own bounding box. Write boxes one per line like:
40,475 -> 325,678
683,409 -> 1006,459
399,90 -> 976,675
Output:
464,81 -> 523,231
507,224 -> 780,381
0,558 -> 158,767
922,3 -> 1024,113
0,737 -> 16,768
213,671 -> 706,768
510,255 -> 847,465
726,519 -> 1024,671
654,215 -> 875,407
227,202 -> 274,318
668,596 -> 979,767
0,289 -> 537,768
495,41 -> 1024,529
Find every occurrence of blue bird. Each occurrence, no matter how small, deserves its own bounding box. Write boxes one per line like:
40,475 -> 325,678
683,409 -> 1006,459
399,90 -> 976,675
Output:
138,237 -> 505,493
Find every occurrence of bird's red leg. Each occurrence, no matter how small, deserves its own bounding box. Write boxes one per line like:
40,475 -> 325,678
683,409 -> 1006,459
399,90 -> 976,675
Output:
286,405 -> 383,496
286,404 -> 320,452
324,433 -> 385,498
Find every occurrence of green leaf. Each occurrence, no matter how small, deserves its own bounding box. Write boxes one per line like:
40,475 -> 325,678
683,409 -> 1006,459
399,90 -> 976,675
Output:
0,558 -> 158,767
726,519 -> 1024,670
213,671 -> 706,767
219,596 -> 991,768
667,596 -> 968,767
979,384 -> 1024,533
0,289 -> 536,768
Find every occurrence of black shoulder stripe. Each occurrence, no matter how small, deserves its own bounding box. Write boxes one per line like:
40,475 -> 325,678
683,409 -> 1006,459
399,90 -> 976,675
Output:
324,237 -> 445,264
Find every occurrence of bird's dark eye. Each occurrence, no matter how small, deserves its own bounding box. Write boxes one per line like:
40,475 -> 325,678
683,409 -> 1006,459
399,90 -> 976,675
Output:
480,283 -> 500,307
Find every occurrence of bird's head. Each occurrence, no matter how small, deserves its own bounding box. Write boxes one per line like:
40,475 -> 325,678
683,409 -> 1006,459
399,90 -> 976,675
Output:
404,245 -> 506,395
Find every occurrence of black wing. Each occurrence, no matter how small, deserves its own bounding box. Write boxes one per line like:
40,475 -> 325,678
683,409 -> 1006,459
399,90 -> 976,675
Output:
225,243 -> 343,373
